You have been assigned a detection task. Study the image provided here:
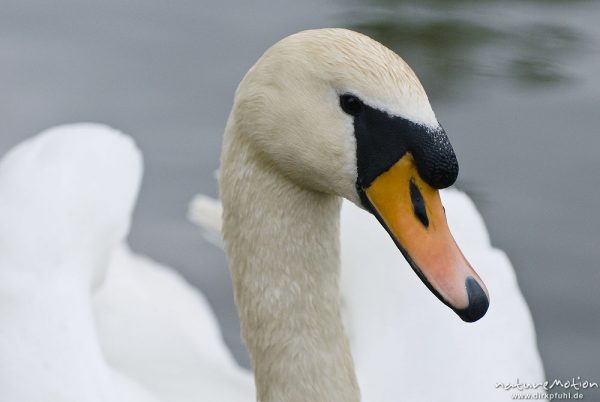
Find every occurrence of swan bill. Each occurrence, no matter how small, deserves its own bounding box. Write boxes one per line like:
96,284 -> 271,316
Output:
362,153 -> 490,322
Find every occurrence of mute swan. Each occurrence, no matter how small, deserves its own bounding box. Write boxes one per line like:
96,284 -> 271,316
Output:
0,125 -> 158,402
0,28 -> 546,402
217,28 -> 494,402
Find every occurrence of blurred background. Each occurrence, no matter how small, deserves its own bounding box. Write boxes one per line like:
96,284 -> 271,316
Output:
1,0 -> 598,384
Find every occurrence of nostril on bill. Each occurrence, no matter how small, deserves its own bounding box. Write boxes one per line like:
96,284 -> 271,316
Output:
409,180 -> 429,228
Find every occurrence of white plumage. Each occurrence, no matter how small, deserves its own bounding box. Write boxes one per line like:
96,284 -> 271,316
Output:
0,28 -> 546,402
0,124 -> 158,402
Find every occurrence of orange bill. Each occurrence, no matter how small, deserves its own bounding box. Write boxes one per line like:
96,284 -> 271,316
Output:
363,153 -> 489,322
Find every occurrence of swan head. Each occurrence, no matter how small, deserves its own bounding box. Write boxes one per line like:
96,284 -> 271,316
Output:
230,28 -> 489,322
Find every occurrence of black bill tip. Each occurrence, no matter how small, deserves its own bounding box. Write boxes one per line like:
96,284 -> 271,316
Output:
454,276 -> 489,323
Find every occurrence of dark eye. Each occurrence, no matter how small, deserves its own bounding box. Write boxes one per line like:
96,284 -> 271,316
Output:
339,94 -> 363,116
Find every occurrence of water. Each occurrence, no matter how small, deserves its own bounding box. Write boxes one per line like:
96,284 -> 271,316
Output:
1,0 -> 598,386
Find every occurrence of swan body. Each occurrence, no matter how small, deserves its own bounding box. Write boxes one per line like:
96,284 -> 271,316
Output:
0,125 -> 253,402
0,125 -> 158,402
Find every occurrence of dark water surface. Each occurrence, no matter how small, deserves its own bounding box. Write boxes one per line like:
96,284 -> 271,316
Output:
1,0 -> 598,385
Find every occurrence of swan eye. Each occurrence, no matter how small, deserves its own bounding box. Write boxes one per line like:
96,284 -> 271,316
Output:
339,94 -> 363,116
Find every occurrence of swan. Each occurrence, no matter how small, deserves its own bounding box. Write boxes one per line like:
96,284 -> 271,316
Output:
216,28 -> 499,402
0,124 -> 158,402
0,28 -> 546,402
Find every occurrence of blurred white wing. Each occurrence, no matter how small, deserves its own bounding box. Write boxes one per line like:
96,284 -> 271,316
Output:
0,125 -> 254,402
0,124 -> 158,402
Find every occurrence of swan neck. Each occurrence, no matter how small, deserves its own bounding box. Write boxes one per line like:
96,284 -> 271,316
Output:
220,129 -> 360,402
